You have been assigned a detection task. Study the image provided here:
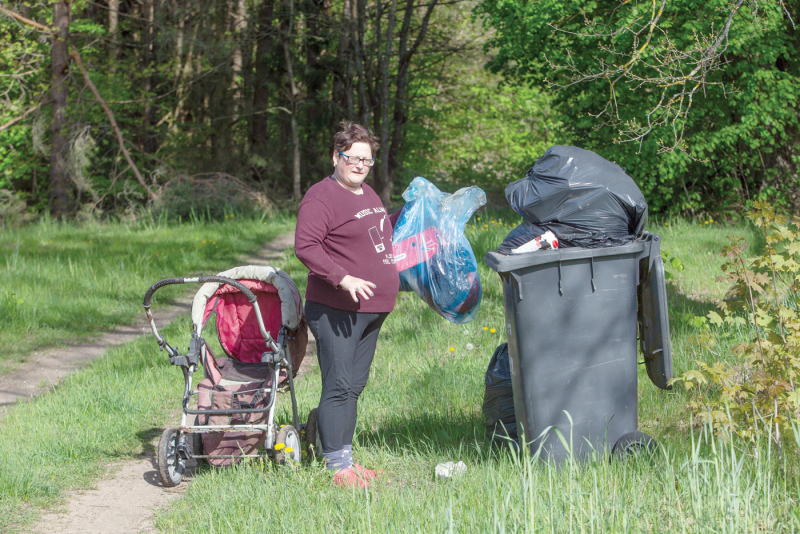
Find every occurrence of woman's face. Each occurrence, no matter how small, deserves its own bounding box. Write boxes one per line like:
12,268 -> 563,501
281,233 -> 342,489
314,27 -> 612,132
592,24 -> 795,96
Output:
332,141 -> 373,192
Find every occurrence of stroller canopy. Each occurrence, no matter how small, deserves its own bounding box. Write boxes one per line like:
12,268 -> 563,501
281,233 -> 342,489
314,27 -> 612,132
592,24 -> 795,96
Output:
191,265 -> 305,364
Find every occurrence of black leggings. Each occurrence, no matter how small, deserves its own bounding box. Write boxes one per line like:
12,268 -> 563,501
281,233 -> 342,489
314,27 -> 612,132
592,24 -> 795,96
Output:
305,300 -> 389,454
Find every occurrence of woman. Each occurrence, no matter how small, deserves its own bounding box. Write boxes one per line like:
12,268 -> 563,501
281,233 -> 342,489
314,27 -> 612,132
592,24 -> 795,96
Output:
295,121 -> 401,488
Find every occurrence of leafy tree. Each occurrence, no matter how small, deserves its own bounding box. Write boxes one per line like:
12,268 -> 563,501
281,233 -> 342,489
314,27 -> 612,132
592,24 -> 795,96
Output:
403,65 -> 561,196
476,0 -> 800,213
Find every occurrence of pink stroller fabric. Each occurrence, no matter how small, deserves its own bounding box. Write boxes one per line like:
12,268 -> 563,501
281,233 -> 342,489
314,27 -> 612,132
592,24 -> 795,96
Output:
202,280 -> 283,363
200,278 -> 306,374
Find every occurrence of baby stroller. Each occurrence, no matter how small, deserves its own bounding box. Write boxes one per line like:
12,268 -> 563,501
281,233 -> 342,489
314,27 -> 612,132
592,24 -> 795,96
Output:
142,265 -> 308,487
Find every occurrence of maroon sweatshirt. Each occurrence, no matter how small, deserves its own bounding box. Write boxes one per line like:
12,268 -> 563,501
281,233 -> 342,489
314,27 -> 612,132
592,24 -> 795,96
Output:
295,176 -> 402,313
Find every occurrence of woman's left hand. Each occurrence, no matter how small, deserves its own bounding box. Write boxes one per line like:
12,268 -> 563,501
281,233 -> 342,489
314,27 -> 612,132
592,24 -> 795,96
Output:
339,275 -> 376,303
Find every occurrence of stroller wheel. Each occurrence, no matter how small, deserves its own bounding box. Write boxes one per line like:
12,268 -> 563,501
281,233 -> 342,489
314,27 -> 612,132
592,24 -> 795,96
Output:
304,408 -> 322,460
274,425 -> 302,466
157,428 -> 187,487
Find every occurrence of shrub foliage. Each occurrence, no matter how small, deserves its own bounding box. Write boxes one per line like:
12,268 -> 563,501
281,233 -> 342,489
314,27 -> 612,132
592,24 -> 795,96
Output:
672,201 -> 800,446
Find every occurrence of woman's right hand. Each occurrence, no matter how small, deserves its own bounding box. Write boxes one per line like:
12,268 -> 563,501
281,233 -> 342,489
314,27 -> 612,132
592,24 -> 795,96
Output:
339,275 -> 376,303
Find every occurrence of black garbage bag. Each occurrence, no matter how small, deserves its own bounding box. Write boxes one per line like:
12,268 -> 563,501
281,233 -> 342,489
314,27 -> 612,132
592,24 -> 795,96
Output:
499,145 -> 648,252
482,343 -> 518,444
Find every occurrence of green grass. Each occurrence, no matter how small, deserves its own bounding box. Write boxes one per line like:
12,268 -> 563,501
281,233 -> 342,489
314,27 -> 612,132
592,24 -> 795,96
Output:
4,212 -> 800,532
657,216 -> 762,301
0,316 -> 189,530
0,211 -> 294,365
154,215 -> 799,532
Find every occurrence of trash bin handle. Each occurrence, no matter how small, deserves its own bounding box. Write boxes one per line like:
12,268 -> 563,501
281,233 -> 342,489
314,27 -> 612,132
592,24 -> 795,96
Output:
510,271 -> 523,300
558,260 -> 563,296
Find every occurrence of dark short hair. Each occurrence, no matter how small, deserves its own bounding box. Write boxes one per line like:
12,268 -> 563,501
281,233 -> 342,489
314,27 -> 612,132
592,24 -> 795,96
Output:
333,120 -> 380,155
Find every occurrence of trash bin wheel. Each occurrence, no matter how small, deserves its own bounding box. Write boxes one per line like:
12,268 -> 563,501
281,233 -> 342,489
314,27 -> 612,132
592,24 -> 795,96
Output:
274,425 -> 302,466
157,428 -> 188,487
612,431 -> 656,459
304,408 -> 322,460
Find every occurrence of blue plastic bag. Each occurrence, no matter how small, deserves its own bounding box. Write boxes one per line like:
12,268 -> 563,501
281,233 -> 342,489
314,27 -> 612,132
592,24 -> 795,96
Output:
392,177 -> 486,324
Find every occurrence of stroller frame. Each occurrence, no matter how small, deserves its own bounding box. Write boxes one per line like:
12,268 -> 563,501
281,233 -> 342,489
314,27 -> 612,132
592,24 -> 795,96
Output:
143,273 -> 302,486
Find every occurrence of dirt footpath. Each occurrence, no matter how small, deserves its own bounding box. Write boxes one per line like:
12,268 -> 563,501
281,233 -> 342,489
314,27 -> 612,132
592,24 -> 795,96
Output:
3,231 -> 316,534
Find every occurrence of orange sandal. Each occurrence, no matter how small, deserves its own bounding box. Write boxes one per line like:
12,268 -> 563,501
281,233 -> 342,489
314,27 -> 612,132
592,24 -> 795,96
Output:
333,466 -> 369,488
353,463 -> 382,480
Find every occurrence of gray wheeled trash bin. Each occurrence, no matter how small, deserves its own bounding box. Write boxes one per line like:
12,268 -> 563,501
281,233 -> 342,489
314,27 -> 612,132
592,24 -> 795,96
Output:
484,232 -> 672,462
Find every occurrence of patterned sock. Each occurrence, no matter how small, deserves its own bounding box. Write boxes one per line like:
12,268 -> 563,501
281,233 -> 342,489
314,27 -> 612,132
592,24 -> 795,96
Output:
322,447 -> 354,472
342,445 -> 353,469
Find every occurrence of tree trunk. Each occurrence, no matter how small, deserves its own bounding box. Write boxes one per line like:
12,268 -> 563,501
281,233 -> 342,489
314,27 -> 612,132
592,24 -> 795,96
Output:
304,0 -> 333,181
388,0 -> 437,188
251,0 -> 275,152
230,0 -> 247,119
370,0 -> 382,139
49,0 -> 72,218
333,0 -> 354,119
142,0 -> 158,153
282,0 -> 302,199
353,0 -> 369,126
171,2 -> 196,130
108,0 -> 119,71
378,0 -> 398,205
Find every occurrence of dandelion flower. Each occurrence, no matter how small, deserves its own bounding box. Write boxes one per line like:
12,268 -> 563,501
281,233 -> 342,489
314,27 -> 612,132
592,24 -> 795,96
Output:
483,327 -> 488,331
490,328 -> 496,334
449,347 -> 455,352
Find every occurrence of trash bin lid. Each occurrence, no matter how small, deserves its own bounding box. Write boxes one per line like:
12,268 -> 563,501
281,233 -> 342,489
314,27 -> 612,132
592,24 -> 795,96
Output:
638,254 -> 673,390
484,241 -> 646,273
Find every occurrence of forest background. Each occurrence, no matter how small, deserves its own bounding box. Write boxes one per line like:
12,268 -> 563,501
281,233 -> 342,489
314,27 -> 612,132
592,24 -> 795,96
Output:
0,0 -> 798,221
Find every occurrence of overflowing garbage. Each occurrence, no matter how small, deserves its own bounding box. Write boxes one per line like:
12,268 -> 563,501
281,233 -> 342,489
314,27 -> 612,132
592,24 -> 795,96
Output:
392,177 -> 486,324
499,145 -> 648,254
479,146 -> 673,462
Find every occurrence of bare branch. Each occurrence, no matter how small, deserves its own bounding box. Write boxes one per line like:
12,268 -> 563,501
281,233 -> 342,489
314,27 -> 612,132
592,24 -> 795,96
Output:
545,0 -> 751,153
0,6 -> 54,33
0,101 -> 47,131
69,48 -> 159,201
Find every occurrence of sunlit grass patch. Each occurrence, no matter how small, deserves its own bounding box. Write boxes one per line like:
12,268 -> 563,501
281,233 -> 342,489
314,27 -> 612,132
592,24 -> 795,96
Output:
154,215 -> 800,532
0,211 -> 294,364
650,216 -> 761,301
4,210 -> 799,533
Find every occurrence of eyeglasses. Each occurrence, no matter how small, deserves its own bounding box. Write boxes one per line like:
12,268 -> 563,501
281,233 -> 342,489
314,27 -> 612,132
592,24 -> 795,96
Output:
338,152 -> 376,167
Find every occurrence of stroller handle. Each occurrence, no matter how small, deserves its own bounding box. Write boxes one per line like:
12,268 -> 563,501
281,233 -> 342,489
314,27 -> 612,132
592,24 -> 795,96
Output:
143,275 -> 279,363
142,275 -> 258,309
